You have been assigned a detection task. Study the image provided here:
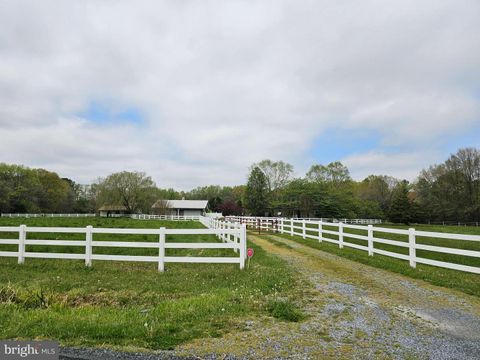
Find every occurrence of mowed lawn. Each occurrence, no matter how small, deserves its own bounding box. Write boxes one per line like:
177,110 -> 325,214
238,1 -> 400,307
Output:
0,218 -> 296,350
270,223 -> 480,297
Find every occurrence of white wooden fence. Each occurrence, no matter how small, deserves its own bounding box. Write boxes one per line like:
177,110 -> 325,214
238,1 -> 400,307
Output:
293,218 -> 382,225
1,214 -> 204,221
226,216 -> 480,274
226,216 -> 381,226
131,214 -> 201,221
0,216 -> 247,270
1,213 -> 96,218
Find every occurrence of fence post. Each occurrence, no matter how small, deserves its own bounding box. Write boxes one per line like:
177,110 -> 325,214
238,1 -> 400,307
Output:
339,222 -> 344,249
18,224 -> 26,264
234,222 -> 239,253
239,224 -> 246,270
158,227 -> 166,272
85,225 -> 93,267
290,219 -> 294,236
409,228 -> 416,268
226,222 -> 230,243
318,221 -> 322,242
367,224 -> 373,256
302,219 -> 306,239
280,218 -> 284,234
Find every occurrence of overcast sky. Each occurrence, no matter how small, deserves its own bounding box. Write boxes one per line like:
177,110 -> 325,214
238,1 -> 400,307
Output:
0,0 -> 479,189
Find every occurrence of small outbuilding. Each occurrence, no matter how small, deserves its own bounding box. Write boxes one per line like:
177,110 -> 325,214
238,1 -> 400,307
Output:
98,205 -> 128,217
152,199 -> 208,217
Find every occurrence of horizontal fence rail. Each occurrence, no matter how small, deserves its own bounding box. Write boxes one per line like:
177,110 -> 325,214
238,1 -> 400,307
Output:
292,218 -> 382,225
227,216 -> 382,226
2,214 -> 207,221
1,213 -> 96,218
0,216 -> 247,270
226,216 -> 480,274
131,214 -> 202,221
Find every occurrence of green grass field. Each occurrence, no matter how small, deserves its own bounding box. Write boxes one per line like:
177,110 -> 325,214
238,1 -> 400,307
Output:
0,218 -> 298,350
268,222 -> 480,297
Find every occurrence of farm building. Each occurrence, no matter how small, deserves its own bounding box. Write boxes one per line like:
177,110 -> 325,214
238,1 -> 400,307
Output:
98,205 -> 128,217
151,199 -> 208,217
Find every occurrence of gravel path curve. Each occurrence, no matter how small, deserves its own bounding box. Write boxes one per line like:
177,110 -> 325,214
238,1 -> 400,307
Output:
61,233 -> 480,359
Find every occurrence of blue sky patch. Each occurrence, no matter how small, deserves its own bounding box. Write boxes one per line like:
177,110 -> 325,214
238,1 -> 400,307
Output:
442,123 -> 480,155
308,128 -> 382,164
79,101 -> 145,125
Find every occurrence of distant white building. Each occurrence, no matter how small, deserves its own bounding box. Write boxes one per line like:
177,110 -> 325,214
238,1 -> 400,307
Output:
152,199 -> 208,217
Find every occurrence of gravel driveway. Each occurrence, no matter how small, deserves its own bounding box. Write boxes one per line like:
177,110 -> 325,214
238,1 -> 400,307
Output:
61,233 -> 480,359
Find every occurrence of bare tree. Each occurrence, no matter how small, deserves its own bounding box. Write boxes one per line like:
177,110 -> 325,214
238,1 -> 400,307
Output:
152,199 -> 172,215
252,160 -> 294,191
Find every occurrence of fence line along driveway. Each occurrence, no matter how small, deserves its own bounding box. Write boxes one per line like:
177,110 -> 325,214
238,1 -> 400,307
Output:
226,216 -> 480,274
0,216 -> 247,270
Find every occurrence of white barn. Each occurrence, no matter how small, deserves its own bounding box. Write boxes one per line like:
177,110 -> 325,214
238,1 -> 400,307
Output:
152,199 -> 208,217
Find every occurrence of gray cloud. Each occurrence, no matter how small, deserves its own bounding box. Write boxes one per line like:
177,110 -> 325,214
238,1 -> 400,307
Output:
0,0 -> 479,189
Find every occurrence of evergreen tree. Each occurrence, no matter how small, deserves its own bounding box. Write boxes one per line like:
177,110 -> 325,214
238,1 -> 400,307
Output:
388,181 -> 411,224
245,167 -> 269,216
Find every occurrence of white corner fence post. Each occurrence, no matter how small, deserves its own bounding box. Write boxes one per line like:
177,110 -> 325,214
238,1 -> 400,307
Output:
85,225 -> 93,267
158,227 -> 166,272
239,224 -> 246,270
302,219 -> 306,239
18,224 -> 26,264
290,219 -> 294,236
318,221 -> 323,243
367,224 -> 373,256
280,218 -> 284,234
339,222 -> 344,249
409,228 -> 416,268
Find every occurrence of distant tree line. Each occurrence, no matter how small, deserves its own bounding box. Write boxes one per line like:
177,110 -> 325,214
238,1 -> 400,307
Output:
0,147 -> 478,224
0,164 -> 89,213
0,166 -> 245,216
245,148 -> 480,224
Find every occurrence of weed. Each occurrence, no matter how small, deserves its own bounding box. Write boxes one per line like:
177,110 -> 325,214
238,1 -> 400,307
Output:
266,299 -> 305,322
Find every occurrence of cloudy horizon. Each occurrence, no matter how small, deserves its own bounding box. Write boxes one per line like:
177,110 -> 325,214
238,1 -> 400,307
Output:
1,0 -> 479,189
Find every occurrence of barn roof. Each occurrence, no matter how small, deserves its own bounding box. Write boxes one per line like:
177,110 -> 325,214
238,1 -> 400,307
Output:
152,200 -> 208,209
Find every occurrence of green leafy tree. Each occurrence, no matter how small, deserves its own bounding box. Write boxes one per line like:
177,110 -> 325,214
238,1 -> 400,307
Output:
0,163 -> 80,213
245,167 -> 269,216
388,181 -> 412,224
306,161 -> 351,183
358,175 -> 399,216
94,171 -> 157,213
415,147 -> 480,222
35,169 -> 71,213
